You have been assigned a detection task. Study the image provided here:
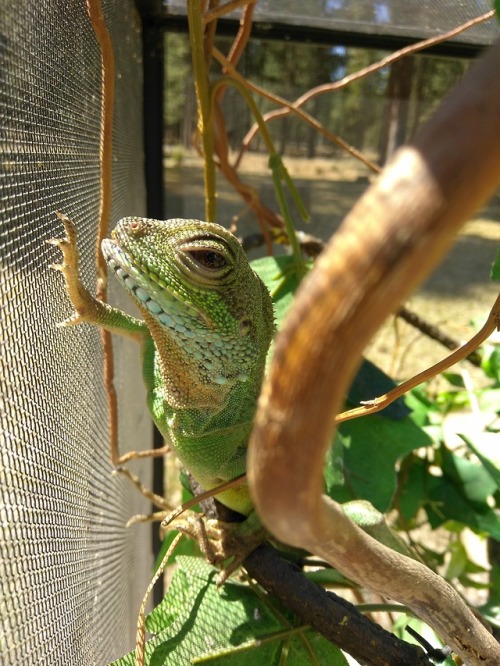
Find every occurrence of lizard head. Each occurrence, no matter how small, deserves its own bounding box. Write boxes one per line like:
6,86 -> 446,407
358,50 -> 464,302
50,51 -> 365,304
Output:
102,217 -> 275,407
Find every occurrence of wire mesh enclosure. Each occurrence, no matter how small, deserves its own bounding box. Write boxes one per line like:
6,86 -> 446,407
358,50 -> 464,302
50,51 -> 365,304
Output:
2,2 -> 500,665
1,2 -> 154,663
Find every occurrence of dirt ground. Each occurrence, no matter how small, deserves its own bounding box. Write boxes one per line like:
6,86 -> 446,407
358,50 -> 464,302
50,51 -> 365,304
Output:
165,151 -> 500,383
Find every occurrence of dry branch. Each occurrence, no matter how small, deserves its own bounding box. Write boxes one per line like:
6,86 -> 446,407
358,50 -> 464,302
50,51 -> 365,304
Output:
249,39 -> 500,666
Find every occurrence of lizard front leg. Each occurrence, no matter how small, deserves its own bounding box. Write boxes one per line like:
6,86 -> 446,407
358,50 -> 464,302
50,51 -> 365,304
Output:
48,212 -> 146,341
48,212 -> 170,464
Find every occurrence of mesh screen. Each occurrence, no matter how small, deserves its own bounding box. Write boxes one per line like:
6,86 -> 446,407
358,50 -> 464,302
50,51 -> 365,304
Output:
166,0 -> 500,46
1,2 -> 154,664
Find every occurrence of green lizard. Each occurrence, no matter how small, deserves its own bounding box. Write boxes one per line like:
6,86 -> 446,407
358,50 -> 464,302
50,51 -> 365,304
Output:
50,213 -> 418,570
50,214 -> 274,558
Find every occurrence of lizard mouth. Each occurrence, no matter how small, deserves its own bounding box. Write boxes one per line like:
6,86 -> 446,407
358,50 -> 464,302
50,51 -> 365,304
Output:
102,238 -> 210,330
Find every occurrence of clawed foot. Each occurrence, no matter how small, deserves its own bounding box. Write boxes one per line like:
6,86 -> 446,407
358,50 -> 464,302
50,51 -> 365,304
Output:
165,510 -> 266,584
47,212 -> 94,326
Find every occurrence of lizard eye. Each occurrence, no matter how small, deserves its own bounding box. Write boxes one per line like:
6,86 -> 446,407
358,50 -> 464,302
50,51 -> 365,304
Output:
177,234 -> 236,283
186,249 -> 228,271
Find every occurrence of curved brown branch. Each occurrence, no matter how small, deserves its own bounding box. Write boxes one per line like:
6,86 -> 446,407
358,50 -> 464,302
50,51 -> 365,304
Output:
248,40 -> 500,666
220,2 -> 254,72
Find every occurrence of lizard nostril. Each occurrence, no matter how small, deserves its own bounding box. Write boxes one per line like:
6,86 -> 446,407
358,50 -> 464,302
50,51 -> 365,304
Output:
127,218 -> 145,236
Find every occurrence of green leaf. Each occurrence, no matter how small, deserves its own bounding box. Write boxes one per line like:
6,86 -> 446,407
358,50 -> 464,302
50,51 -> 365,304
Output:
305,568 -> 351,586
441,445 -> 497,505
325,414 -> 431,512
441,372 -> 465,388
445,540 -> 468,580
200,631 -> 349,666
461,434 -> 500,489
252,257 -> 409,420
481,347 -> 500,385
109,557 -> 347,666
425,473 -> 500,538
251,255 -> 306,327
491,246 -> 500,279
346,358 -> 410,420
397,457 -> 429,523
405,386 -> 438,426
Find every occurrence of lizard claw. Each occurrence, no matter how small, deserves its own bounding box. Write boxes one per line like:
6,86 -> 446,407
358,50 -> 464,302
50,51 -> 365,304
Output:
47,212 -> 80,273
166,511 -> 266,585
48,253 -> 86,327
55,313 -> 86,328
48,212 -> 98,326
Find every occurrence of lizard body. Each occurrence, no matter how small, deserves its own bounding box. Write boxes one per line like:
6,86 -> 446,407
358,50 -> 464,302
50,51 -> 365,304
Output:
50,215 -> 422,553
51,215 -> 274,516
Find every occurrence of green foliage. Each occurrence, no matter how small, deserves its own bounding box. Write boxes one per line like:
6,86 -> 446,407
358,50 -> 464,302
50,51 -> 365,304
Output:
424,446 -> 499,538
482,345 -> 500,385
491,246 -> 500,280
110,557 -> 347,666
400,370 -> 500,539
326,414 -> 431,511
116,252 -> 500,664
253,255 -> 431,514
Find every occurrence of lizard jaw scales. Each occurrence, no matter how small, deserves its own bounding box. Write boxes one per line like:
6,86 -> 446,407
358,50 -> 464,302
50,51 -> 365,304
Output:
103,241 -> 177,328
102,238 -> 208,336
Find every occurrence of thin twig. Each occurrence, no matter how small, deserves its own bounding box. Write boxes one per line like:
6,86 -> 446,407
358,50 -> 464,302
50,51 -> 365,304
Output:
212,48 -> 380,174
203,0 -> 256,23
188,0 -> 217,221
85,0 -> 119,463
222,2 -> 255,71
135,533 -> 183,666
234,10 -> 494,165
336,292 -> 500,424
